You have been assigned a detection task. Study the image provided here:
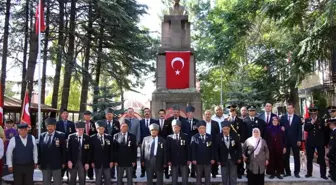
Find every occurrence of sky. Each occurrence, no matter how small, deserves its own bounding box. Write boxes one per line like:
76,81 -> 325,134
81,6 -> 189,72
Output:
5,0 -> 165,101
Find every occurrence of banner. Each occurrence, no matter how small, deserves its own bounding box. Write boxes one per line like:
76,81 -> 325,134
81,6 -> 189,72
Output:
21,90 -> 31,125
166,51 -> 190,89
35,1 -> 46,34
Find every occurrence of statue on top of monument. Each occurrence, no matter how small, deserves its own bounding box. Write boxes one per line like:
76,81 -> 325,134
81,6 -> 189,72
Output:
169,0 -> 188,15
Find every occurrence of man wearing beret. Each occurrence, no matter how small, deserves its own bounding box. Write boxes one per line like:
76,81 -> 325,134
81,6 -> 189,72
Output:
183,105 -> 199,178
304,106 -> 328,179
6,123 -> 37,185
225,104 -> 246,178
216,121 -> 242,185
166,105 -> 188,132
141,123 -> 167,185
103,107 -> 120,178
113,119 -> 137,185
191,120 -> 214,185
38,118 -> 66,185
83,110 -> 96,180
167,120 -> 191,185
90,121 -> 114,185
327,119 -> 336,181
68,122 -> 91,185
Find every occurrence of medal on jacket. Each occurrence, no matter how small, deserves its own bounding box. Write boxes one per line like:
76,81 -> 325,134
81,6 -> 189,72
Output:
161,143 -> 163,148
231,140 -> 235,147
84,144 -> 90,149
128,141 -> 131,147
192,125 -> 197,130
91,127 -> 95,131
207,141 -> 212,147
69,127 -> 72,133
106,139 -> 110,145
181,140 -> 185,145
55,138 -> 60,147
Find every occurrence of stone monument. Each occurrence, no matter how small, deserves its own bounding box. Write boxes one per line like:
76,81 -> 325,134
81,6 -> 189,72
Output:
151,1 -> 202,119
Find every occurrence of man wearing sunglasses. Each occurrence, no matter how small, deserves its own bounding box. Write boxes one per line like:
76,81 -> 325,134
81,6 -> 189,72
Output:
304,106 -> 328,179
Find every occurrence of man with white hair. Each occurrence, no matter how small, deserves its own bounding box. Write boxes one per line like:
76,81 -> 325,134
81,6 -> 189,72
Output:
211,106 -> 228,133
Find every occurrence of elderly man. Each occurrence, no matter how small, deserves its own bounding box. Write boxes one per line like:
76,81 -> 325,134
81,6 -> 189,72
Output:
83,110 -> 96,180
38,118 -> 66,185
6,123 -> 37,185
211,106 -> 227,133
141,123 -> 167,185
258,103 -> 277,125
166,105 -> 188,132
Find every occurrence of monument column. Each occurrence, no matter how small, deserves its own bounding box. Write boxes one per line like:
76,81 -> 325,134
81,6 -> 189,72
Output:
151,13 -> 202,119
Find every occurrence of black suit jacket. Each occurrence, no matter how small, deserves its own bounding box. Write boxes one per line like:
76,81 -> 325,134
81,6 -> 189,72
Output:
183,118 -> 199,137
90,133 -> 113,168
38,131 -> 67,170
226,117 -> 246,143
67,133 -> 91,166
103,119 -> 120,136
84,120 -> 97,136
258,112 -> 277,126
191,133 -> 215,165
244,117 -> 266,139
140,118 -> 158,143
158,119 -> 172,139
166,133 -> 191,166
216,133 -> 242,166
141,136 -> 167,171
280,114 -> 302,145
304,117 -> 328,147
113,132 -> 137,167
204,120 -> 220,141
327,129 -> 336,163
56,120 -> 76,138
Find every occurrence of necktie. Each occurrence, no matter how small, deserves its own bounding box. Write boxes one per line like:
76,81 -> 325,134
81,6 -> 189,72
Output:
64,121 -> 67,133
201,135 -> 205,142
176,134 -> 179,143
189,120 -> 192,131
100,136 -> 104,145
47,134 -> 52,146
226,136 -> 229,142
123,134 -> 126,144
251,117 -> 254,121
288,116 -> 292,125
146,120 -> 149,127
150,138 -> 155,157
266,114 -> 269,124
78,136 -> 82,147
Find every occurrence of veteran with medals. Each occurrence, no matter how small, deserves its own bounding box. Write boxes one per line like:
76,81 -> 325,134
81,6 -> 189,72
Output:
83,110 -> 96,180
38,118 -> 66,185
90,121 -> 113,185
141,123 -> 167,185
67,121 -> 91,185
327,119 -> 336,181
191,121 -> 214,185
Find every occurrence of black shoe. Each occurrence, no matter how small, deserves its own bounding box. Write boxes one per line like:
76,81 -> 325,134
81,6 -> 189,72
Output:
305,174 -> 312,178
153,174 -> 157,179
111,176 -> 116,179
165,174 -> 170,179
190,173 -> 196,178
89,177 -> 93,180
284,173 -> 291,177
133,174 -> 137,178
212,174 -> 216,178
321,176 -> 328,180
277,175 -> 283,179
140,173 -> 145,178
295,174 -> 300,178
269,175 -> 275,179
238,175 -> 242,179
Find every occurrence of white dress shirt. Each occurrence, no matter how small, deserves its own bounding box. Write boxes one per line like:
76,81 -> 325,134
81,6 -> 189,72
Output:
6,135 -> 38,167
288,114 -> 294,125
151,136 -> 158,156
206,121 -> 212,135
211,114 -> 227,133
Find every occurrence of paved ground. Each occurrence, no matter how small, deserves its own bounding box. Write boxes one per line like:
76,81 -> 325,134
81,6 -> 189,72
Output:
2,156 -> 334,184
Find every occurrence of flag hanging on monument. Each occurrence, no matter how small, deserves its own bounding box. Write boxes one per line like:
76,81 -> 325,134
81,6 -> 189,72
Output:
35,1 -> 46,34
166,51 -> 190,89
0,81 -> 3,127
21,90 -> 31,125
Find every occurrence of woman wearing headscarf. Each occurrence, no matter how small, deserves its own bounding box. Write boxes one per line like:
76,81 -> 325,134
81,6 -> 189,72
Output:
264,116 -> 286,179
243,128 -> 269,185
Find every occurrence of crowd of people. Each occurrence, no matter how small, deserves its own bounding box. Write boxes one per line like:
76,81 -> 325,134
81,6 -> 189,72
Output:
3,103 -> 336,185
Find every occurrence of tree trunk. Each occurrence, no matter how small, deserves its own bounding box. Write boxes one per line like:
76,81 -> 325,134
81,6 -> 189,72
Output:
20,0 -> 30,101
41,0 -> 50,104
79,0 -> 93,113
92,19 -> 104,113
51,0 -> 65,109
1,0 -> 11,105
60,0 -> 76,111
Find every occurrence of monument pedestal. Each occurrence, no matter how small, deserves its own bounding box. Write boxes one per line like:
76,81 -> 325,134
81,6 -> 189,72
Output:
151,15 -> 202,119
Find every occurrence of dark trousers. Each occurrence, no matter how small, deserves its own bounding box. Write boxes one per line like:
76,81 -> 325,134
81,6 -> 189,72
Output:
238,158 -> 244,175
247,170 -> 264,185
172,165 -> 188,185
306,144 -> 326,176
190,164 -> 196,175
211,163 -> 218,175
87,166 -> 93,178
146,157 -> 163,185
284,143 -> 300,175
164,166 -> 169,176
110,166 -> 115,177
61,166 -> 68,179
330,163 -> 336,181
13,164 -> 34,185
196,164 -> 211,185
117,166 -> 133,185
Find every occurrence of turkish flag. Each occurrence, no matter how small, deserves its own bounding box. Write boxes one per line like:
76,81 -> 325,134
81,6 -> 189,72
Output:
304,104 -> 310,119
21,90 -> 31,125
166,51 -> 190,89
0,81 -> 3,127
35,1 -> 46,34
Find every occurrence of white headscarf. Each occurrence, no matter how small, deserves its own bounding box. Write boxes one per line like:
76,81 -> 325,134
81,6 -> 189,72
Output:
247,128 -> 262,157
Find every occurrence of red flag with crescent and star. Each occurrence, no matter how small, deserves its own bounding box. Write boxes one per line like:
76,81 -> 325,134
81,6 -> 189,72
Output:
166,51 -> 190,89
21,90 -> 31,125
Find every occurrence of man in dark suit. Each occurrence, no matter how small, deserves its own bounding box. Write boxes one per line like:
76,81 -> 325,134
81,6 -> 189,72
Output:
225,104 -> 246,179
258,103 -> 277,126
90,121 -> 113,185
183,106 -> 199,177
304,106 -> 328,179
113,120 -> 137,185
67,121 -> 91,185
166,105 -> 188,132
216,121 -> 242,185
55,109 -> 75,178
191,121 -> 215,185
157,109 -> 172,179
327,119 -> 336,181
203,110 -> 220,178
167,120 -> 191,185
38,118 -> 66,185
83,110 -> 96,180
140,107 -> 158,177
141,123 -> 167,185
244,105 -> 266,139
103,107 -> 120,178
280,103 -> 302,178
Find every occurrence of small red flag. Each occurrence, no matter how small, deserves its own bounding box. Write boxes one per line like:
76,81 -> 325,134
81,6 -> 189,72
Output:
35,1 -> 46,34
166,51 -> 190,89
21,90 -> 31,125
0,81 -> 3,127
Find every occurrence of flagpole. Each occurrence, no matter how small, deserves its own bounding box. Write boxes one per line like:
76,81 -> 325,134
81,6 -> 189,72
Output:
37,0 -> 42,138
